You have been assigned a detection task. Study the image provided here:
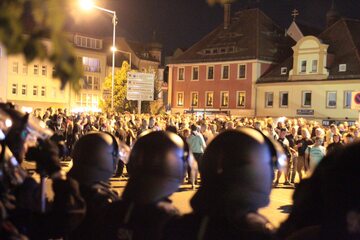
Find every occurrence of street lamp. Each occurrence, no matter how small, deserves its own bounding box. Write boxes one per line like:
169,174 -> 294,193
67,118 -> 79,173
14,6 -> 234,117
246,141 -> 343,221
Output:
111,47 -> 132,69
79,0 -> 117,110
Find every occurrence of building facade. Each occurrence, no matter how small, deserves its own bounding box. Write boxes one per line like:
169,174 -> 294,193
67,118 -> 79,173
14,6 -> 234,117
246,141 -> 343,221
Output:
256,18 -> 360,121
167,8 -> 293,116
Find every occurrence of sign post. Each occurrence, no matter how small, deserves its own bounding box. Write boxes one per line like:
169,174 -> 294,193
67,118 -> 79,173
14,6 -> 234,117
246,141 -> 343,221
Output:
127,72 -> 155,114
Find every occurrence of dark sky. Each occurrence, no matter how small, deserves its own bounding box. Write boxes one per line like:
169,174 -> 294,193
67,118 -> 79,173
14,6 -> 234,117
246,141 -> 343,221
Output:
69,0 -> 360,56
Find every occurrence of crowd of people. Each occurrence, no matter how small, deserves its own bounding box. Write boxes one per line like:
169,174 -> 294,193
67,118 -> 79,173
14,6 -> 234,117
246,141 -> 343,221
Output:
0,103 -> 359,239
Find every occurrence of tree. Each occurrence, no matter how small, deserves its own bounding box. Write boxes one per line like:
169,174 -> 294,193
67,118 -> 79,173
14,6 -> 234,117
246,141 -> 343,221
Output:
101,61 -> 137,113
0,0 -> 83,90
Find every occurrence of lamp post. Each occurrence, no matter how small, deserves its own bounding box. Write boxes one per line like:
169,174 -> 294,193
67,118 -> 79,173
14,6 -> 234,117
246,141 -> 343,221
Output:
79,0 -> 117,110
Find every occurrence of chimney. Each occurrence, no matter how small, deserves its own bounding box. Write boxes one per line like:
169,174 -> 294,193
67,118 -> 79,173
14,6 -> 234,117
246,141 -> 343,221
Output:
224,3 -> 231,29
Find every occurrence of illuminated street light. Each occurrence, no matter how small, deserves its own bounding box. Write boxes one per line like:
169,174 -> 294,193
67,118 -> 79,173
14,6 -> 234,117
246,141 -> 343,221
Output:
79,0 -> 117,110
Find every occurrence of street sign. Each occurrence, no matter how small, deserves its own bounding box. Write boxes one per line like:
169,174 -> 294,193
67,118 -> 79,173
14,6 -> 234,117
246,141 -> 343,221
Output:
351,91 -> 360,110
127,72 -> 155,101
296,109 -> 314,116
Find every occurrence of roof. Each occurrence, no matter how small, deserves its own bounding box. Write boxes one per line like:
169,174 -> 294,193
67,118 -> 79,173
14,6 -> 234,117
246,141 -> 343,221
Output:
258,18 -> 360,83
170,8 -> 294,64
295,21 -> 322,37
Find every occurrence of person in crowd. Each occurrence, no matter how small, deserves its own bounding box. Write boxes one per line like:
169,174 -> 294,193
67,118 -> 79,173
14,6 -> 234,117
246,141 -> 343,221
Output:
287,126 -> 298,183
295,128 -> 313,181
274,128 -> 293,186
100,131 -> 189,240
304,136 -> 326,177
68,132 -> 121,239
0,103 -> 85,239
277,142 -> 360,239
325,124 -> 339,146
163,128 -> 286,239
187,124 -> 206,170
343,132 -> 355,145
326,133 -> 343,155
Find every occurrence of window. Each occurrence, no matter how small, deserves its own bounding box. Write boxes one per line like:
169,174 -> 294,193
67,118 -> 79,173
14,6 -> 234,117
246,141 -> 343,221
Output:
238,64 -> 246,79
207,66 -> 214,80
41,86 -> 46,97
178,67 -> 184,81
326,91 -> 337,108
205,92 -> 214,107
222,65 -> 229,79
311,60 -> 318,73
82,57 -> 101,72
302,91 -> 312,107
34,65 -> 38,75
281,67 -> 287,75
42,66 -> 47,76
93,77 -> 100,90
344,91 -> 352,109
52,67 -> 56,77
21,85 -> 27,95
265,92 -> 274,108
280,92 -> 289,108
236,91 -> 246,108
190,92 -> 199,107
192,67 -> 199,80
11,84 -> 17,95
300,60 -> 307,73
74,35 -> 103,50
33,86 -> 38,96
12,62 -> 18,74
177,92 -> 184,106
220,91 -> 229,107
339,64 -> 347,72
23,63 -> 28,75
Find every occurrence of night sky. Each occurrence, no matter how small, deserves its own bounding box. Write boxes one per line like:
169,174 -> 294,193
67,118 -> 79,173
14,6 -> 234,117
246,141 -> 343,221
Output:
68,0 -> 360,56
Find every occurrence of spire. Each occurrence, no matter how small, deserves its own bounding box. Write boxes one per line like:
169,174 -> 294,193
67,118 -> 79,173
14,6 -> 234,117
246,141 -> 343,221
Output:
326,0 -> 340,27
291,9 -> 299,22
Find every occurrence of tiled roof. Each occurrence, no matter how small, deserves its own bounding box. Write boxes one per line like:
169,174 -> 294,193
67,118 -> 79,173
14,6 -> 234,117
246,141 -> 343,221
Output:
170,8 -> 294,64
258,18 -> 360,83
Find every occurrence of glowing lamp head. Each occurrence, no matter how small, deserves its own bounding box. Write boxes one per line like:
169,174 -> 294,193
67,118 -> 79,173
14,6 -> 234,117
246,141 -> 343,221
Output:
110,46 -> 117,52
79,0 -> 94,11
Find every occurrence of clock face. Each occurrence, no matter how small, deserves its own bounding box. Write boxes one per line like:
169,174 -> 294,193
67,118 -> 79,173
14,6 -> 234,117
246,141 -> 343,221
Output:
355,93 -> 360,104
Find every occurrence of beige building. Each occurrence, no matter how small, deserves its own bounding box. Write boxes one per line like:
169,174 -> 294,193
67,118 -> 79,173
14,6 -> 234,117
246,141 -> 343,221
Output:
256,18 -> 360,122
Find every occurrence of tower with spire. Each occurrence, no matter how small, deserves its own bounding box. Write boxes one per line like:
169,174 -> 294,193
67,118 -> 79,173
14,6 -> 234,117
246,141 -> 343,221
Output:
326,0 -> 341,27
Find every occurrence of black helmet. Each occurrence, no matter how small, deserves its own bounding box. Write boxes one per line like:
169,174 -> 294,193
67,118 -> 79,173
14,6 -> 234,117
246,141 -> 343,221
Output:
191,128 -> 286,215
122,130 -> 188,204
69,132 -> 120,185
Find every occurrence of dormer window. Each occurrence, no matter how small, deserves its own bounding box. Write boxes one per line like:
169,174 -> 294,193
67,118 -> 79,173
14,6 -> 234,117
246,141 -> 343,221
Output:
339,64 -> 347,72
300,60 -> 307,73
281,67 -> 287,75
311,60 -> 318,73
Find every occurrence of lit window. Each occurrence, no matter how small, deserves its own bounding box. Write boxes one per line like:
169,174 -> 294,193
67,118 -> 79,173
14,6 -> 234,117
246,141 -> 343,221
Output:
311,60 -> 318,73
12,62 -> 18,74
326,91 -> 337,108
207,66 -> 214,80
11,84 -> 17,95
192,67 -> 199,80
21,85 -> 27,95
238,64 -> 246,78
178,67 -> 184,81
280,92 -> 288,108
177,92 -> 184,106
222,65 -> 229,79
236,91 -> 246,108
82,57 -> 100,72
265,92 -> 273,108
344,91 -> 352,109
33,86 -> 38,96
302,91 -> 312,107
34,65 -> 38,75
205,92 -> 214,107
300,60 -> 307,73
191,92 -> 199,107
220,91 -> 229,107
42,66 -> 47,76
